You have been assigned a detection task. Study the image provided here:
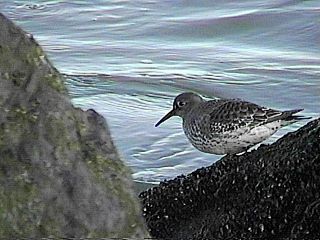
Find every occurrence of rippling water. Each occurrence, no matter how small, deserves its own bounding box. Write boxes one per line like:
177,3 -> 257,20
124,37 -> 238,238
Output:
1,0 -> 319,183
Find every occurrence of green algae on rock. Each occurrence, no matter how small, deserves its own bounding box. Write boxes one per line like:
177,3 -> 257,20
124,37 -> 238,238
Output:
0,13 -> 147,238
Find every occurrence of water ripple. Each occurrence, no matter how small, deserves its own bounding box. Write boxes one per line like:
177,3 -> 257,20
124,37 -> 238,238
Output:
1,0 -> 319,183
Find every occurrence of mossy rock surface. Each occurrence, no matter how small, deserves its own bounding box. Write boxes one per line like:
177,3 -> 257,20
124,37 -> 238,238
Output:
0,13 -> 147,238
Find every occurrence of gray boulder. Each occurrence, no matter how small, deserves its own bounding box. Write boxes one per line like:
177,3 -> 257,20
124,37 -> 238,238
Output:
140,118 -> 320,239
0,13 -> 147,238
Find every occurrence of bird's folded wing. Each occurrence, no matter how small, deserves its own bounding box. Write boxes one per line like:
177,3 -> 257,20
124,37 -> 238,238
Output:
208,100 -> 283,131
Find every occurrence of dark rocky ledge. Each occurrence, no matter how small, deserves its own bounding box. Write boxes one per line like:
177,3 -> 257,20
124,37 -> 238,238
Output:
0,13 -> 147,237
140,118 -> 320,239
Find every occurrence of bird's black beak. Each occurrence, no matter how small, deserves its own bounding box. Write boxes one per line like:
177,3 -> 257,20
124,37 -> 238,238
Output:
155,109 -> 176,127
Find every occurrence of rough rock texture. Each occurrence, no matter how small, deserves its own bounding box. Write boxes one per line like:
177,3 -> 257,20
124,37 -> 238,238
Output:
140,118 -> 320,239
0,13 -> 147,238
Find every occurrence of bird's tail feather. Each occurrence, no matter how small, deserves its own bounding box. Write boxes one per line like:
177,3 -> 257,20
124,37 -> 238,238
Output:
281,109 -> 311,126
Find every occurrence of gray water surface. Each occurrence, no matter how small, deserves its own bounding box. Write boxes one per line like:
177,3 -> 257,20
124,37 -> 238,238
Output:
1,0 -> 319,183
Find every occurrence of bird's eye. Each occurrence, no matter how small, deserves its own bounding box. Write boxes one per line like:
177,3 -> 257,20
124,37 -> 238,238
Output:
177,101 -> 186,108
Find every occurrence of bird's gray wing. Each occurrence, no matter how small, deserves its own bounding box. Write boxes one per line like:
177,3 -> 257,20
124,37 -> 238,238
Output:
208,99 -> 283,132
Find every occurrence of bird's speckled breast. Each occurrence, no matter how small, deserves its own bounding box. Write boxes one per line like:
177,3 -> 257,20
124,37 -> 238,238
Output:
182,107 -> 281,155
182,110 -> 227,154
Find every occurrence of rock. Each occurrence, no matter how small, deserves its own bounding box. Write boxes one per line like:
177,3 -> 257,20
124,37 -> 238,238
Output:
140,118 -> 320,239
0,13 -> 147,238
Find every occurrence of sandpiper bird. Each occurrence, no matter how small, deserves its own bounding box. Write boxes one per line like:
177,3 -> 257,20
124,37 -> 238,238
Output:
155,92 -> 309,155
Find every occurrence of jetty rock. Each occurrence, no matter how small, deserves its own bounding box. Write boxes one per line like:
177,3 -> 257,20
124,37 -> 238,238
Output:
140,117 -> 320,239
0,13 -> 147,238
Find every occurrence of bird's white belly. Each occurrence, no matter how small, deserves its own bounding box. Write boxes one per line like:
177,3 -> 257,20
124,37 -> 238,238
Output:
185,121 -> 281,155
238,121 -> 281,144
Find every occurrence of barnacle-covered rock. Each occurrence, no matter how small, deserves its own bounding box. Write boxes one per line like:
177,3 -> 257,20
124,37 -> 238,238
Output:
140,118 -> 320,239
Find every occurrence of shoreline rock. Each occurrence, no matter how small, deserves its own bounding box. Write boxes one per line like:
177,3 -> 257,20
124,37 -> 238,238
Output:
140,118 -> 320,239
0,13 -> 147,238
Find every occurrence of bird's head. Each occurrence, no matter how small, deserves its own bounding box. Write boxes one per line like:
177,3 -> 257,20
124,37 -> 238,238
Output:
155,92 -> 203,127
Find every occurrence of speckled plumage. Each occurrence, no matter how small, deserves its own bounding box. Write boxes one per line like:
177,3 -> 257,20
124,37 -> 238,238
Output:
155,92 -> 308,155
